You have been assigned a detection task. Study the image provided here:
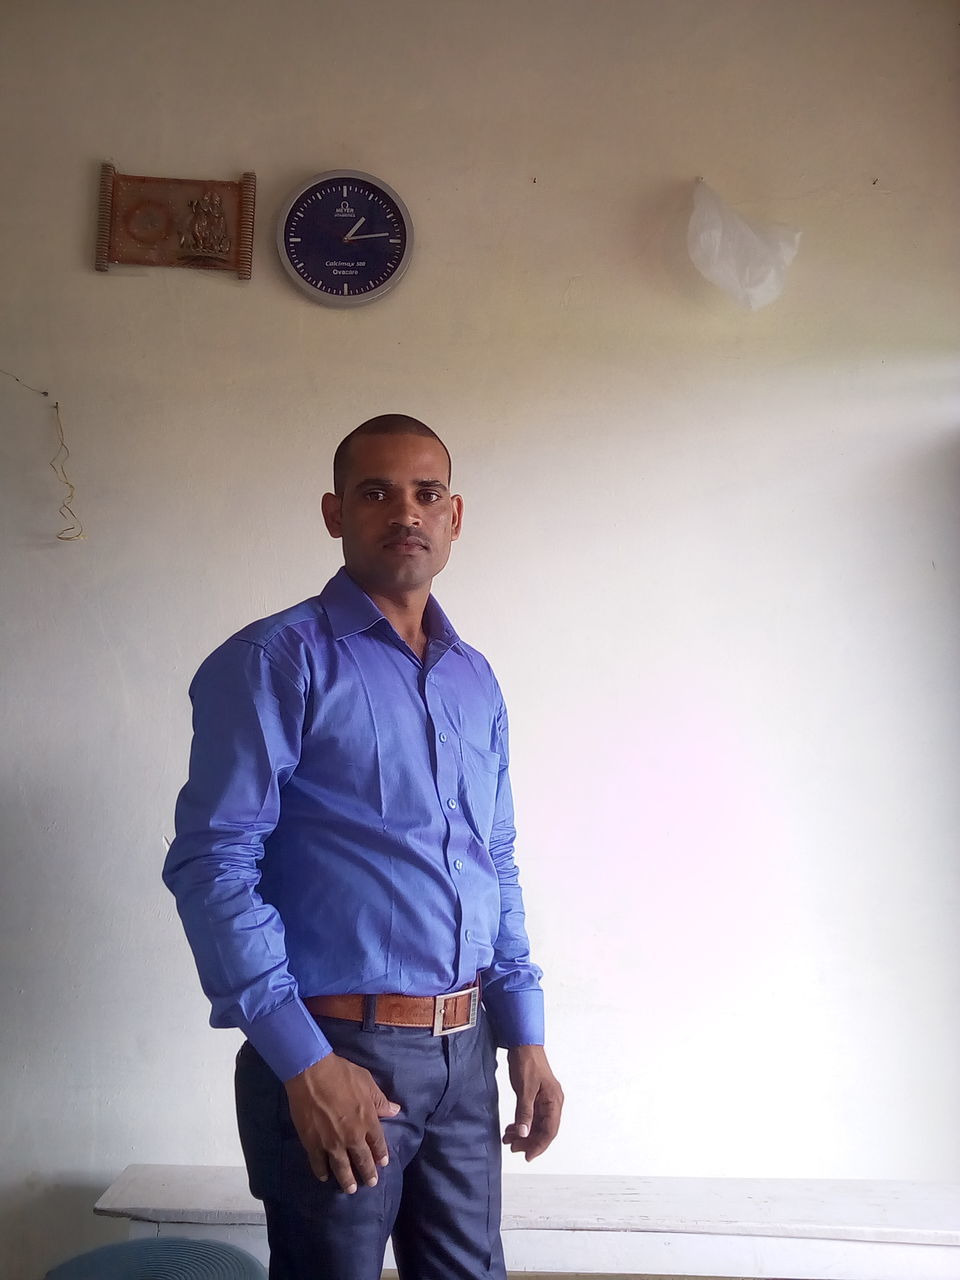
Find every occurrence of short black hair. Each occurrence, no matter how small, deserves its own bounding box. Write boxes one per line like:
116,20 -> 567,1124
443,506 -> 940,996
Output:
332,415 -> 452,495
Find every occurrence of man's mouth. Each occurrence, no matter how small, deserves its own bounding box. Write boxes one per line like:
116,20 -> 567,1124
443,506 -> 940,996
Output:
384,536 -> 429,551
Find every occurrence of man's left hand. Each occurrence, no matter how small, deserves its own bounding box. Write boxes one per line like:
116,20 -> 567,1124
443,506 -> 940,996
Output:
503,1044 -> 564,1161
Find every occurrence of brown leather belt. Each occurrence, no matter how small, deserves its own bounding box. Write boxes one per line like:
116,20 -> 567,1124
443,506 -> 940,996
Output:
304,983 -> 480,1036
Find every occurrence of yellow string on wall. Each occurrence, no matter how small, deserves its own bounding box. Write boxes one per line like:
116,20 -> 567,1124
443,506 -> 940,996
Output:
2,368 -> 84,541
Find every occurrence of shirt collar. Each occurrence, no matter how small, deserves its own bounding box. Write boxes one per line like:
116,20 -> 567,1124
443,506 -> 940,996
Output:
320,567 -> 462,652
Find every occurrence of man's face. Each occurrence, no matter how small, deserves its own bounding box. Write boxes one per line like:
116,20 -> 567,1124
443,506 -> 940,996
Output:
321,433 -> 463,597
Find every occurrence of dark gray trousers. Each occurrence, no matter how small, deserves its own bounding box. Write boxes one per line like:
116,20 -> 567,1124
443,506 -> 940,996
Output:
235,1009 -> 506,1280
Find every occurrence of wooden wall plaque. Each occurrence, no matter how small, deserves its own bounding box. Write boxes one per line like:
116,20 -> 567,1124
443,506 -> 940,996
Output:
95,164 -> 256,278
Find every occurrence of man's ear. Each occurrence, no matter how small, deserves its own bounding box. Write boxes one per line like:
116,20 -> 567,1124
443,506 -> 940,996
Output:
321,492 -> 343,538
451,494 -> 463,542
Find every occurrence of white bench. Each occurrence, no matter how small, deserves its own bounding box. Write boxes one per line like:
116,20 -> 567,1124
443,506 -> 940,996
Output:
94,1163 -> 960,1279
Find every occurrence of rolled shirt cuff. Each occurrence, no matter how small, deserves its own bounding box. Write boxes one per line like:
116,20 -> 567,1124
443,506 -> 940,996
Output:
483,985 -> 545,1048
242,996 -> 333,1081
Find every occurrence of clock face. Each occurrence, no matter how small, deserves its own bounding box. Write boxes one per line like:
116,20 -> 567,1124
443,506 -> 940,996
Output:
276,170 -> 413,306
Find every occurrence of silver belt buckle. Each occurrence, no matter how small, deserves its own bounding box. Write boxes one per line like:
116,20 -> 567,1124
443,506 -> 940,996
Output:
432,985 -> 479,1036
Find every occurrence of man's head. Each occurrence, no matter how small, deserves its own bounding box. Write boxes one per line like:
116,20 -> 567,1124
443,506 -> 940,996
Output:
322,415 -> 462,598
332,415 -> 451,496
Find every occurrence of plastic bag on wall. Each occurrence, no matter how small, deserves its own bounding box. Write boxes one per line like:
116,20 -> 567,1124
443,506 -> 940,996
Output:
687,179 -> 800,310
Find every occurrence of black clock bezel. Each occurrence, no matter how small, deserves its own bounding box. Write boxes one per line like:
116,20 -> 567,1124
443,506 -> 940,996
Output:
275,169 -> 414,308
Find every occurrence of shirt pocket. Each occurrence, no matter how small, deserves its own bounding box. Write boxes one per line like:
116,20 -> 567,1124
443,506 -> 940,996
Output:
459,739 -> 501,845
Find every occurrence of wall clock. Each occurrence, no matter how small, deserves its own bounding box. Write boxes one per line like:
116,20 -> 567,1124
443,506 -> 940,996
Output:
276,170 -> 413,306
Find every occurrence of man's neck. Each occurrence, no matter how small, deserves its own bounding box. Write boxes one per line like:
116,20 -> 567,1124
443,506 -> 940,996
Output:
363,584 -> 432,660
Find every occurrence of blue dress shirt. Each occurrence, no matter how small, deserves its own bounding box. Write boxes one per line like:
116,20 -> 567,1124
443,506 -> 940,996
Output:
163,569 -> 544,1082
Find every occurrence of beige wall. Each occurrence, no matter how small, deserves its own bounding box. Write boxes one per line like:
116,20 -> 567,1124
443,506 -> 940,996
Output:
2,2 -> 959,1276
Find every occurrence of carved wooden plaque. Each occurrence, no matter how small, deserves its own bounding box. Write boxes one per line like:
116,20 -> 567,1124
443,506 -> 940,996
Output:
95,164 -> 256,278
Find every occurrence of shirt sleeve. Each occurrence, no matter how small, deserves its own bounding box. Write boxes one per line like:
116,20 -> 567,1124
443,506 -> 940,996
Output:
162,637 -> 332,1081
480,683 -> 546,1048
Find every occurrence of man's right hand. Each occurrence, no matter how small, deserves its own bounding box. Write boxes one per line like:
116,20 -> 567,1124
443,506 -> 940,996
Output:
284,1053 -> 401,1194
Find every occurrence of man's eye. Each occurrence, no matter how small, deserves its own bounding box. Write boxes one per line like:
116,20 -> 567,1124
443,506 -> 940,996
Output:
363,490 -> 386,501
419,491 -> 441,503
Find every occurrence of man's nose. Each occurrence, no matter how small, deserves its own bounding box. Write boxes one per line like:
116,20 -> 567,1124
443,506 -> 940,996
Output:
388,493 -> 422,525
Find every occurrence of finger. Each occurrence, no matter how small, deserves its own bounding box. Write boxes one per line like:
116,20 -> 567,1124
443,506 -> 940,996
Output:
307,1149 -> 331,1183
328,1150 -> 359,1195
512,1066 -> 541,1135
369,1077 -> 402,1120
513,1095 -> 534,1140
368,1124 -> 391,1169
347,1142 -> 381,1189
522,1097 -> 564,1161
504,1126 -> 535,1157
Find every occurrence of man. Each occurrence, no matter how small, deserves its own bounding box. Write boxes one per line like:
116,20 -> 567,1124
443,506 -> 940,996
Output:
163,415 -> 562,1280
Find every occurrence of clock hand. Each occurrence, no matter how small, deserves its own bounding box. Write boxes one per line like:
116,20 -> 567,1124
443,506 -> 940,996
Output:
344,232 -> 391,240
343,217 -> 366,242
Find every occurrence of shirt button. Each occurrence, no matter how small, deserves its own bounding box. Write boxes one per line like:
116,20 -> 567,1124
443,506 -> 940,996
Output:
465,930 -> 472,942
447,798 -> 457,810
439,732 -> 448,743
454,859 -> 464,872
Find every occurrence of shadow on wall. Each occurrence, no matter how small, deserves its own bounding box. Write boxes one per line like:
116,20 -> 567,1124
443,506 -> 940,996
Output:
633,178 -> 709,307
0,1177 -> 127,1280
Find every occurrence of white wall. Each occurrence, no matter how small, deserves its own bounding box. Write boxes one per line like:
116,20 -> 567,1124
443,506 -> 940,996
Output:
2,1 -> 959,1275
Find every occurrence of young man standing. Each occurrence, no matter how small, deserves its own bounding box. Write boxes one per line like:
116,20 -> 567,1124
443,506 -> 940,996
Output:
163,415 -> 562,1279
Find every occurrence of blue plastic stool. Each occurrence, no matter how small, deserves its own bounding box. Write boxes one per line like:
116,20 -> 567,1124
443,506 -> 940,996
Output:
46,1236 -> 267,1280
